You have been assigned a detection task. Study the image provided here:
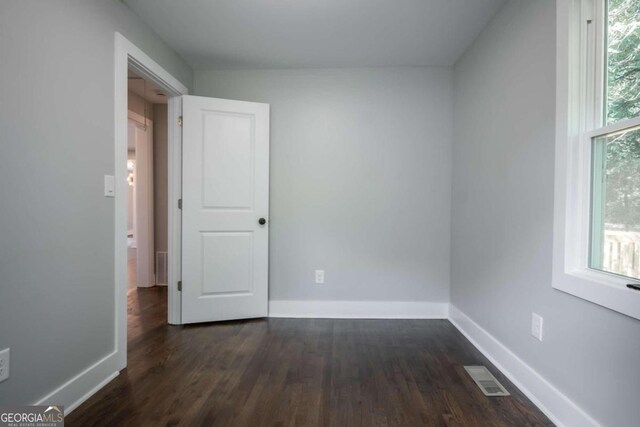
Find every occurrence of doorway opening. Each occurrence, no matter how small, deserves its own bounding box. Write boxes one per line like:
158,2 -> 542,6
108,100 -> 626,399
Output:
115,32 -> 189,371
115,33 -> 268,372
127,69 -> 169,329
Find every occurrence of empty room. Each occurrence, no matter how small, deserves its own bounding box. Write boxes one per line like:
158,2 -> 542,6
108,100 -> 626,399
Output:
0,1 -> 639,426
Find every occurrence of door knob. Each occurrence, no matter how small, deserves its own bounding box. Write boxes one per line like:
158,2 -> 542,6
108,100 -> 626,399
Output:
258,218 -> 267,225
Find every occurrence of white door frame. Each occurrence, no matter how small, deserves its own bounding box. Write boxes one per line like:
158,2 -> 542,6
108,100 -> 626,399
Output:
114,32 -> 188,370
128,111 -> 155,287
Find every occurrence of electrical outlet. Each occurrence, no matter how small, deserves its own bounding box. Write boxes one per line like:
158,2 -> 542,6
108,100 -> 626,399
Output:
315,270 -> 325,284
531,313 -> 543,341
0,348 -> 10,383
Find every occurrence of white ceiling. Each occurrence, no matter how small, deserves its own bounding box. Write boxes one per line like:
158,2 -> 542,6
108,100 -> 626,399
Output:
123,0 -> 506,69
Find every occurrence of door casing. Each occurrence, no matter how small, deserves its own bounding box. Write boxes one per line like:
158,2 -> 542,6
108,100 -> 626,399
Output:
114,32 -> 188,370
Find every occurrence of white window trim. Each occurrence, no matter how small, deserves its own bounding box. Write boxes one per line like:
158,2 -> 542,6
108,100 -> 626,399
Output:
554,0 -> 640,320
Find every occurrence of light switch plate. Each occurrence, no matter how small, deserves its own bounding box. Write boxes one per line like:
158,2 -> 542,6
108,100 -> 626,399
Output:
104,175 -> 115,197
531,313 -> 543,341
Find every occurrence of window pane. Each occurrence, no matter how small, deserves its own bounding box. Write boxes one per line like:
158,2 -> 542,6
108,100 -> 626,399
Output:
606,0 -> 640,124
591,126 -> 640,279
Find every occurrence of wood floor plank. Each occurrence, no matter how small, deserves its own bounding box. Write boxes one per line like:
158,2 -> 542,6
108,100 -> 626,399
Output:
66,289 -> 553,426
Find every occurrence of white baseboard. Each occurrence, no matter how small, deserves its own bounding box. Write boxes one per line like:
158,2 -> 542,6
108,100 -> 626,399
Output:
269,300 -> 448,319
448,305 -> 600,427
34,351 -> 120,415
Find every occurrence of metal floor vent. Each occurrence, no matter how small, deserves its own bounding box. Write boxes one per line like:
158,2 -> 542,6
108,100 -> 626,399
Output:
464,366 -> 510,397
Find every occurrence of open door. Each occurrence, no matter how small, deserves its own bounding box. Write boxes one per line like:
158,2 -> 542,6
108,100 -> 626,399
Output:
181,95 -> 269,324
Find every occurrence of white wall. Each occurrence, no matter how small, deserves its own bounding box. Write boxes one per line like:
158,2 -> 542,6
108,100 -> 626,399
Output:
195,67 -> 452,305
0,0 -> 191,406
451,1 -> 640,426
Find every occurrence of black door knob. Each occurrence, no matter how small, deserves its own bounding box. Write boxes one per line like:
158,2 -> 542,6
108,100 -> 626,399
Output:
258,218 -> 267,225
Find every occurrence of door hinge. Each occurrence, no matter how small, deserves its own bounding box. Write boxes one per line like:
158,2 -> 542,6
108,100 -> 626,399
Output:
178,115 -> 183,127
178,198 -> 182,209
177,280 -> 182,291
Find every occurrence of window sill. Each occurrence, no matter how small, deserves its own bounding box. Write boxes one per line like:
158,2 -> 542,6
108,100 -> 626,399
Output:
552,267 -> 640,320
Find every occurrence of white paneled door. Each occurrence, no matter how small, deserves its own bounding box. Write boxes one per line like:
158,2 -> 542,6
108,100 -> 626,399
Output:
129,116 -> 155,288
181,95 -> 270,324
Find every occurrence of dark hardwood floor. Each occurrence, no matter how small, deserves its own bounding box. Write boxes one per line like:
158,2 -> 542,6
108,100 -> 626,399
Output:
67,288 -> 552,426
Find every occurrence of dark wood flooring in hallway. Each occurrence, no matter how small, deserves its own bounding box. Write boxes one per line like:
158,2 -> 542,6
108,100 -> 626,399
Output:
66,288 -> 552,426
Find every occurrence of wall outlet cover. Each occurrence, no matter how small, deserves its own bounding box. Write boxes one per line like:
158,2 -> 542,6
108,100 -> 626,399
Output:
315,270 -> 325,284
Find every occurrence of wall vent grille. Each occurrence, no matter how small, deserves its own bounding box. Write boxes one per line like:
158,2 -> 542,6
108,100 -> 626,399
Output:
464,366 -> 510,397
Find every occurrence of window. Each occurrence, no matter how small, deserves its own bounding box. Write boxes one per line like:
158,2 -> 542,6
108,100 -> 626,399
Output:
554,0 -> 640,319
590,126 -> 640,279
589,0 -> 640,280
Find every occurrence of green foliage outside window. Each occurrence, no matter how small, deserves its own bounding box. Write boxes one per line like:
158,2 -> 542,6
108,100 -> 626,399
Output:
602,0 -> 640,231
607,0 -> 640,124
